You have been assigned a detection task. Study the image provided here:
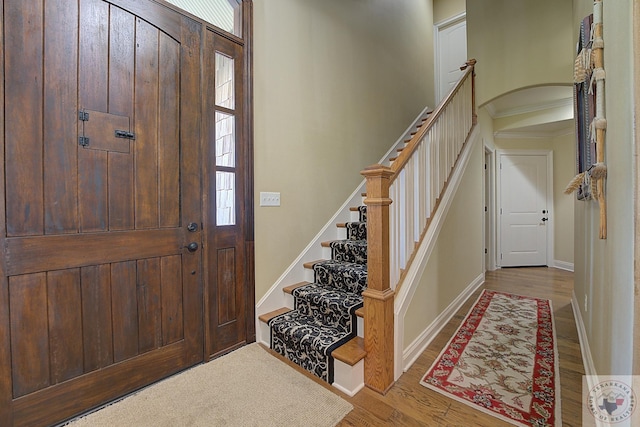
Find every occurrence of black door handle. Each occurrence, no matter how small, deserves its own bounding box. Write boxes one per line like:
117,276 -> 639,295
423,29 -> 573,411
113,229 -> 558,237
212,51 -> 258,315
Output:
186,242 -> 199,252
541,218 -> 548,222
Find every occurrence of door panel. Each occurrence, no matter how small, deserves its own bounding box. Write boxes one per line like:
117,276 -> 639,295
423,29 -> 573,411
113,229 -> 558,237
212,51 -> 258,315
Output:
204,32 -> 248,358
1,0 -> 203,425
499,154 -> 549,267
436,18 -> 467,102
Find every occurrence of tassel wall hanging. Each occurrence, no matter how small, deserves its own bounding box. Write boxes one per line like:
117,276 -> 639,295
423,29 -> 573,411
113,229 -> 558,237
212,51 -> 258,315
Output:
565,0 -> 607,239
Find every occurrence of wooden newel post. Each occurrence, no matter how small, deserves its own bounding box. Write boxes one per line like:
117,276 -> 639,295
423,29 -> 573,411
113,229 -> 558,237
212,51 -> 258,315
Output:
361,164 -> 395,394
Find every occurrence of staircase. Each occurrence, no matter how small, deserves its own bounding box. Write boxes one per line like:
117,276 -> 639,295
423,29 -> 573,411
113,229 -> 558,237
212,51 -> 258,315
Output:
258,59 -> 477,395
259,204 -> 368,393
257,108 -> 433,393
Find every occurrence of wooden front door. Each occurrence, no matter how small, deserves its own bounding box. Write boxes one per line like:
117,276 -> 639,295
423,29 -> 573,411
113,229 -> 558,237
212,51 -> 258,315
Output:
0,0 -> 204,425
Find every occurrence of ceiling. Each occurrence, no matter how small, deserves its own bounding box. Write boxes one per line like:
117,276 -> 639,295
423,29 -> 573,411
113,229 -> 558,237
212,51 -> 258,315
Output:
484,86 -> 575,138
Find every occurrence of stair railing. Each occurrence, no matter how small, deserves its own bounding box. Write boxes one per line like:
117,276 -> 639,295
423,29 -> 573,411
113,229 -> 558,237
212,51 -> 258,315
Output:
360,59 -> 477,394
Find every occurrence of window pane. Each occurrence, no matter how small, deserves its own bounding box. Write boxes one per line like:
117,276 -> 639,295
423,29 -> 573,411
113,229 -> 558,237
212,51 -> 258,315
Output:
215,53 -> 235,109
215,112 -> 235,167
216,172 -> 235,226
164,0 -> 242,37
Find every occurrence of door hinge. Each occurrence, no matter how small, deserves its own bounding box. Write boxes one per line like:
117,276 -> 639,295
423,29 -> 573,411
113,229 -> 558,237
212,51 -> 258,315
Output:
79,136 -> 90,147
484,206 -> 487,212
485,248 -> 488,254
500,253 -> 503,260
78,110 -> 89,121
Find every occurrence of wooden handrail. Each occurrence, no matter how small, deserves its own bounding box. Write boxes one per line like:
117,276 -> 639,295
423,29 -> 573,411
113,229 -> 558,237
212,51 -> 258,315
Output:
389,59 -> 476,178
360,59 -> 476,394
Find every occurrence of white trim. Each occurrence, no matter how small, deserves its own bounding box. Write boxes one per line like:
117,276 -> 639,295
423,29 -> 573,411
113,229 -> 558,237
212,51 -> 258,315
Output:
553,260 -> 574,272
484,144 -> 497,271
495,149 -> 554,268
494,127 -> 575,140
434,11 -> 466,28
571,291 -> 597,390
402,273 -> 484,372
490,97 -> 573,119
393,127 -> 481,379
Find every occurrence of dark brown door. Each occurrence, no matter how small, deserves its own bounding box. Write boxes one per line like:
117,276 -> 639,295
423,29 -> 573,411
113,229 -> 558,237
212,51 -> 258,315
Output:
0,0 -> 204,425
203,30 -> 250,358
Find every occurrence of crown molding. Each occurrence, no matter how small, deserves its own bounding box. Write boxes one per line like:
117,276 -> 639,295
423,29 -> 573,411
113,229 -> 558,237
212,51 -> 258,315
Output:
489,97 -> 573,119
494,125 -> 574,139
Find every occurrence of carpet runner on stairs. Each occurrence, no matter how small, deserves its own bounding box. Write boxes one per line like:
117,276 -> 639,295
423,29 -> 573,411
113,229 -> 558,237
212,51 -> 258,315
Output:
268,206 -> 367,384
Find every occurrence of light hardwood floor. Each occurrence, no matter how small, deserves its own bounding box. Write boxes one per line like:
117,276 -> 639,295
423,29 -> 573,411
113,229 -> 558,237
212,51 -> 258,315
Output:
265,267 -> 584,426
335,267 -> 584,426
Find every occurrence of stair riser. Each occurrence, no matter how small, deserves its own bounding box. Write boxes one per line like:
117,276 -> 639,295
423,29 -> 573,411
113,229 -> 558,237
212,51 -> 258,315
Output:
332,359 -> 365,396
331,243 -> 367,265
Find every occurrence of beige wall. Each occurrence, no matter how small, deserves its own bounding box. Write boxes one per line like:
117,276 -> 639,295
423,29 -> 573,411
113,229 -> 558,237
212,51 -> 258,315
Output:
433,0 -> 465,24
572,0 -> 635,375
404,138 -> 484,345
253,0 -> 435,301
466,0 -> 573,106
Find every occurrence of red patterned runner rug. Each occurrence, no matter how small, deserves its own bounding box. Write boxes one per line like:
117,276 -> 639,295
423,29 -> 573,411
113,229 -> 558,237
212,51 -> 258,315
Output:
420,289 -> 561,426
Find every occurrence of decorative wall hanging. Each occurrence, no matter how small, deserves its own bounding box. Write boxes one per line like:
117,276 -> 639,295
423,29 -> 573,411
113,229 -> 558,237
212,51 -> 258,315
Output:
565,0 -> 607,239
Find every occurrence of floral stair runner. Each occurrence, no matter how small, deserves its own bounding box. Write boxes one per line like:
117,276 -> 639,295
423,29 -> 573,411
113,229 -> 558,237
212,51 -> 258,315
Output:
268,206 -> 367,383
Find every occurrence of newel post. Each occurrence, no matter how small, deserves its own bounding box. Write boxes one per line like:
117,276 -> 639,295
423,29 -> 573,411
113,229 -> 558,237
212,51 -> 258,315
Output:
361,164 -> 395,394
461,58 -> 477,125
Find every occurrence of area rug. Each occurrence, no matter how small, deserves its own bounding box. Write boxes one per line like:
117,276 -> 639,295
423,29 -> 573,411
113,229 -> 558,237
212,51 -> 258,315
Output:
420,289 -> 561,426
66,343 -> 353,427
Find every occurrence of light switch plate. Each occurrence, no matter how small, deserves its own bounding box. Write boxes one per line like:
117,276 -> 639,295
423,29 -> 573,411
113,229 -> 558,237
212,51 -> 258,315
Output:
260,192 -> 280,207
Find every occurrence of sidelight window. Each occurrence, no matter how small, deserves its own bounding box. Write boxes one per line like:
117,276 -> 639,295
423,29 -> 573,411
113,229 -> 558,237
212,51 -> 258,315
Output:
213,50 -> 237,226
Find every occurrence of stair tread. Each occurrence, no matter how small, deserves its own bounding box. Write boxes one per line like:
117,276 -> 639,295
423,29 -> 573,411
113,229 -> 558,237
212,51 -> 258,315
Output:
258,307 -> 292,324
303,259 -> 326,269
322,238 -> 367,247
332,336 -> 366,366
283,281 -> 311,294
270,310 -> 351,338
355,307 -> 364,318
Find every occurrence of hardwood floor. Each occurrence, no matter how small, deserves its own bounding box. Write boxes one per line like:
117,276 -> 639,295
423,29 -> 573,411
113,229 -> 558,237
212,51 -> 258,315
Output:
334,267 -> 585,426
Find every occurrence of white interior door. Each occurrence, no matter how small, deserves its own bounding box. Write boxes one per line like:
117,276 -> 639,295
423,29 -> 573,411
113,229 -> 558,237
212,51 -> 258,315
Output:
435,16 -> 467,103
499,153 -> 550,267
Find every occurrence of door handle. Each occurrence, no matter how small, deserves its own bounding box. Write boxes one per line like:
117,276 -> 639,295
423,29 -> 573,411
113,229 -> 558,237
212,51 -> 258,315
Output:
541,218 -> 548,222
186,242 -> 199,252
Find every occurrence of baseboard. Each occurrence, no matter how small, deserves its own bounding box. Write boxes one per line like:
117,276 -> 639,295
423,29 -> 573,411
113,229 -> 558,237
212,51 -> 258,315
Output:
401,273 -> 485,373
553,260 -> 574,272
571,291 -> 597,388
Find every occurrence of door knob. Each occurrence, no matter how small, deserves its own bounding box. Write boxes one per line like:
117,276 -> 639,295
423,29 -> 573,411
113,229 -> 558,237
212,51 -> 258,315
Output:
186,242 -> 199,252
187,222 -> 198,232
